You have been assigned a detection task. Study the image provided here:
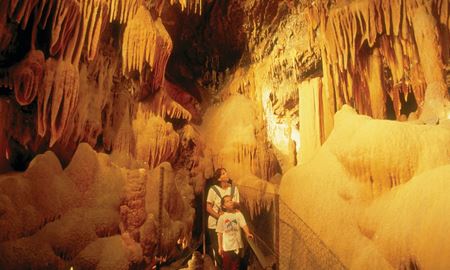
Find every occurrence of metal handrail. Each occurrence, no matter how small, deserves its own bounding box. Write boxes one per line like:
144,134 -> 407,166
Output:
247,235 -> 276,270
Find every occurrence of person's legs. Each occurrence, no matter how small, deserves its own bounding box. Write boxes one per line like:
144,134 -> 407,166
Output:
206,229 -> 215,261
222,251 -> 240,270
222,251 -> 231,270
230,252 -> 240,270
208,229 -> 222,268
239,247 -> 250,270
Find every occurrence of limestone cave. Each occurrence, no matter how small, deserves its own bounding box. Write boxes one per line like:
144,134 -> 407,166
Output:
0,0 -> 450,269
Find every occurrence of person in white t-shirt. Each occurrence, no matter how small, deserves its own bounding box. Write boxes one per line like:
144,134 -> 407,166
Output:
216,195 -> 253,270
206,168 -> 240,268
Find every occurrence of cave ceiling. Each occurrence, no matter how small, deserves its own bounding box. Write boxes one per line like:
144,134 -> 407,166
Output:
0,0 -> 318,171
0,0 -> 449,173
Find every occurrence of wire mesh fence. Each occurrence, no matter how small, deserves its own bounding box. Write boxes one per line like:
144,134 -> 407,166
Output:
278,197 -> 347,270
217,183 -> 347,270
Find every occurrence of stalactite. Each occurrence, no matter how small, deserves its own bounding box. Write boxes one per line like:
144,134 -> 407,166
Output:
365,48 -> 386,118
51,0 -> 107,65
85,0 -> 109,61
61,45 -> 117,147
49,0 -> 81,57
149,89 -> 192,121
298,78 -> 322,164
170,0 -> 203,14
132,111 -> 179,169
122,6 -> 172,92
104,0 -> 139,23
0,16 -> 44,107
0,100 -> 11,172
164,80 -> 201,122
0,0 -> 56,56
38,58 -> 80,146
7,0 -> 39,29
311,0 -> 450,120
238,178 -> 276,220
8,50 -> 45,106
0,1 -> 12,51
33,0 -> 111,146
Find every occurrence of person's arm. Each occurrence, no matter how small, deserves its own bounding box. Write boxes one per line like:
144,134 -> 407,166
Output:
207,202 -> 222,219
206,189 -> 222,219
234,187 -> 240,203
242,224 -> 254,240
217,232 -> 224,256
217,216 -> 224,256
233,187 -> 241,211
238,212 -> 253,240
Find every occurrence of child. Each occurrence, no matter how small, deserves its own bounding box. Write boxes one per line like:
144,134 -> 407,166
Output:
216,195 -> 253,270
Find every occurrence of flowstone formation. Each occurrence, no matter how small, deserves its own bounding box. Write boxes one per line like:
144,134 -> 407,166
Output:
0,143 -> 194,269
279,106 -> 450,269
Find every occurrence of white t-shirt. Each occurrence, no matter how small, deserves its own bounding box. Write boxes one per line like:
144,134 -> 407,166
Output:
216,211 -> 247,252
206,185 -> 240,229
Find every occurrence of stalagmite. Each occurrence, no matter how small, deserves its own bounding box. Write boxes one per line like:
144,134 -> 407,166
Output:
120,169 -> 147,240
141,163 -> 194,261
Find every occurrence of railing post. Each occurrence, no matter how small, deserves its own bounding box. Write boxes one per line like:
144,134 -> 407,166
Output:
156,166 -> 165,269
274,193 -> 280,270
202,186 -> 206,257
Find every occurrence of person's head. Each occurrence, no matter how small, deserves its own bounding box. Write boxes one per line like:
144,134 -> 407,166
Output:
214,168 -> 230,183
221,195 -> 234,212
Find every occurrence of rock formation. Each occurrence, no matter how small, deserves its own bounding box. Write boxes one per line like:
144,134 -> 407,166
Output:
0,0 -> 449,269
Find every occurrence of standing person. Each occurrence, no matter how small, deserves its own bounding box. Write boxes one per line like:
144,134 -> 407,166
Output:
216,195 -> 253,270
206,168 -> 240,268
